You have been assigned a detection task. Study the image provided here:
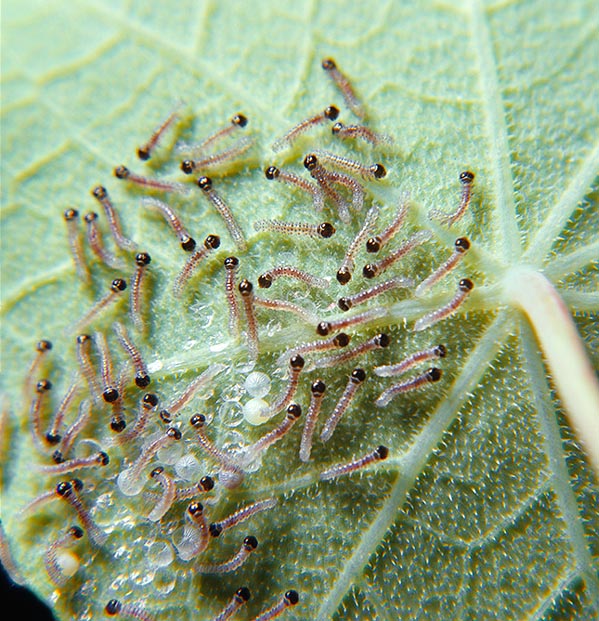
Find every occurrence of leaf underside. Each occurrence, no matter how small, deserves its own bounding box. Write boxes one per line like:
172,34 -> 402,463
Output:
1,1 -> 598,621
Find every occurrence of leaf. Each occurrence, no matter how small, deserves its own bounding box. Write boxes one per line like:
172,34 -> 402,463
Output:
1,1 -> 598,620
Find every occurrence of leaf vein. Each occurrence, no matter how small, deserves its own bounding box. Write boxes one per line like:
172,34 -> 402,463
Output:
523,141 -> 599,265
520,319 -> 599,603
467,0 -> 521,262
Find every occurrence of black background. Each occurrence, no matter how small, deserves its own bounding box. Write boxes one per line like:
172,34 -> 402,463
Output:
0,562 -> 55,620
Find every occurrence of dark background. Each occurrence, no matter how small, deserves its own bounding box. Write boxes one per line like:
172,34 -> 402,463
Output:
0,562 -> 55,620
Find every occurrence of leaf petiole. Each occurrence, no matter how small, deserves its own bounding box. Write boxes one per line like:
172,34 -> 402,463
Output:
504,266 -> 599,474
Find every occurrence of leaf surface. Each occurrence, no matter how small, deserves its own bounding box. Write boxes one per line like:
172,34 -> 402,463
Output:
1,1 -> 598,620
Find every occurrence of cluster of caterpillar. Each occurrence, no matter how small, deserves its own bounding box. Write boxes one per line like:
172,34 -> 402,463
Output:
4,56 -> 477,621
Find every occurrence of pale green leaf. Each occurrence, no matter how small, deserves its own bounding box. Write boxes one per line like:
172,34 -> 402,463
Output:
1,1 -> 598,621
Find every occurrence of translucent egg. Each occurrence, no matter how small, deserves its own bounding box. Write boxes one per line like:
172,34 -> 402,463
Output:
174,454 -> 201,480
174,524 -> 203,562
243,398 -> 273,426
157,441 -> 183,465
244,371 -> 271,398
117,468 -> 145,496
56,550 -> 80,578
147,541 -> 174,568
